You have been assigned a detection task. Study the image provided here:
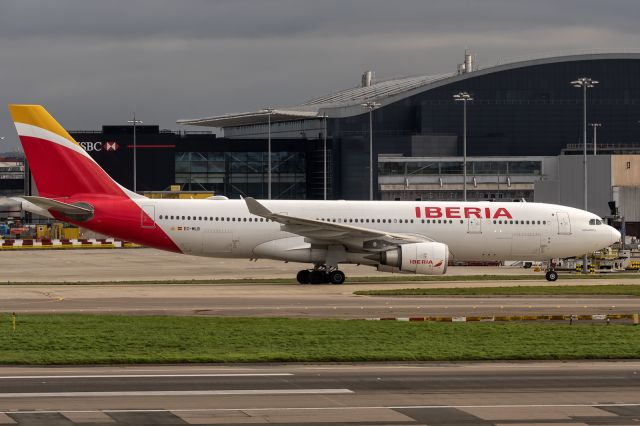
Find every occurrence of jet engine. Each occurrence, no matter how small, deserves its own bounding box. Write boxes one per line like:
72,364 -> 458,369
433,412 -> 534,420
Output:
377,242 -> 449,275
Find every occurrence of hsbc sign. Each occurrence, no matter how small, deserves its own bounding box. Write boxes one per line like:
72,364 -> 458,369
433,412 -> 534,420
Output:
79,141 -> 119,152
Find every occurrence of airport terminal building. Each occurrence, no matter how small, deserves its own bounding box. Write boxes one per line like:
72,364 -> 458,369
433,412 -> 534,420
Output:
177,51 -> 640,204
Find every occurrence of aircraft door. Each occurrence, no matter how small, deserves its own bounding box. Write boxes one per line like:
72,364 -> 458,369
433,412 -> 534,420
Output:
141,205 -> 156,229
556,212 -> 571,235
467,217 -> 482,234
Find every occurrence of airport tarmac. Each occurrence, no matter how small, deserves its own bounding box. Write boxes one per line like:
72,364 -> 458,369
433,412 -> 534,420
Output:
2,248 -> 546,282
0,362 -> 638,425
2,248 -> 639,318
1,282 -> 639,318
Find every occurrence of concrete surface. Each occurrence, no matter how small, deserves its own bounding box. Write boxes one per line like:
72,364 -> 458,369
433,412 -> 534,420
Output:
1,282 -> 639,317
0,362 -> 638,425
1,248 -> 552,282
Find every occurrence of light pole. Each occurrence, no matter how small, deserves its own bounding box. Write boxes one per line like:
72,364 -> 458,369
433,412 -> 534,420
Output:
127,114 -> 143,192
361,101 -> 380,201
571,77 -> 598,274
453,91 -> 473,201
589,123 -> 601,155
263,108 -> 275,199
323,113 -> 328,200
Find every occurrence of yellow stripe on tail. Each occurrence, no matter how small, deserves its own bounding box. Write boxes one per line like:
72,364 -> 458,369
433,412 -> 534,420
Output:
8,104 -> 78,146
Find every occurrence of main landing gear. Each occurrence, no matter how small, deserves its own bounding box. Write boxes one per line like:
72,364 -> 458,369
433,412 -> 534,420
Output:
545,270 -> 558,281
545,260 -> 558,282
296,266 -> 346,285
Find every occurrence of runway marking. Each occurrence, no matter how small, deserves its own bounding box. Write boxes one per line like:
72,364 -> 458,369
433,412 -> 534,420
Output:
1,403 -> 638,414
0,389 -> 352,398
0,373 -> 293,379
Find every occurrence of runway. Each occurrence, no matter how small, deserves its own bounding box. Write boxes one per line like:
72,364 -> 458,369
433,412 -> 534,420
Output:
0,362 -> 638,425
1,282 -> 639,318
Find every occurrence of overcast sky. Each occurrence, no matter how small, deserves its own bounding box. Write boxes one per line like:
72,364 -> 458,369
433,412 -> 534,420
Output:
1,0 -> 639,151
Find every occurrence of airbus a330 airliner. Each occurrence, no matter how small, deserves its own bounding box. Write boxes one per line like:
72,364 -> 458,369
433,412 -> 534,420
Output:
8,105 -> 620,283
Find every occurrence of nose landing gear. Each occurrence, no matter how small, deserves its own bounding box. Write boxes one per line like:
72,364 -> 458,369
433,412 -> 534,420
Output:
296,265 -> 346,285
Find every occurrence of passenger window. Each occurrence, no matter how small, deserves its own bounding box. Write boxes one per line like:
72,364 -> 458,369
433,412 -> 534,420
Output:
171,216 -> 174,220
182,216 -> 185,220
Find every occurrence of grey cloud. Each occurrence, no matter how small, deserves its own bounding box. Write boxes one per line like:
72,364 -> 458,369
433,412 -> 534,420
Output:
1,0 -> 638,40
1,0 -> 639,151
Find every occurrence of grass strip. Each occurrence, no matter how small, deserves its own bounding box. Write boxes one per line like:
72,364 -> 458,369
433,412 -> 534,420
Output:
354,284 -> 640,297
0,314 -> 639,364
2,273 -> 639,286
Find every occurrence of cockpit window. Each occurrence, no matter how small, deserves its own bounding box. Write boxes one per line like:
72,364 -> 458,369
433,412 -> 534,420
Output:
589,219 -> 604,225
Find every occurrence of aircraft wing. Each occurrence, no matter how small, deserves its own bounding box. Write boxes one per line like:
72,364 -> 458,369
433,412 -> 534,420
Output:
244,197 -> 429,251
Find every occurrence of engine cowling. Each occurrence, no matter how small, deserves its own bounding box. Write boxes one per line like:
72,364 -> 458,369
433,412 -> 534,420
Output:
378,242 -> 449,275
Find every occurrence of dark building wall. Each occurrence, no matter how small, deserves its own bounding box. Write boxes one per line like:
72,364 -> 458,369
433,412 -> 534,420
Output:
69,128 -> 329,200
330,59 -> 640,199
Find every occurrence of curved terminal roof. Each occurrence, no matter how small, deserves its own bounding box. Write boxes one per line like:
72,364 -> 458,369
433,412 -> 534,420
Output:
177,51 -> 640,129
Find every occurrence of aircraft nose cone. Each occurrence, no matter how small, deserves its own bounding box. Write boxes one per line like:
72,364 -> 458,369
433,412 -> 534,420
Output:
611,227 -> 621,244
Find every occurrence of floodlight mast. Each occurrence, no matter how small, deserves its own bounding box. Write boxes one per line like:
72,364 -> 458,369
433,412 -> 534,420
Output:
323,113 -> 328,200
361,101 -> 381,201
589,122 -> 602,155
127,114 -> 143,193
263,108 -> 275,199
571,77 -> 598,274
453,91 -> 473,201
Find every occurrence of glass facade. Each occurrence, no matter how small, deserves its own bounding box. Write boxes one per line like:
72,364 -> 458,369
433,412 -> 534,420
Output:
0,160 -> 24,196
378,158 -> 541,202
381,159 -> 542,176
176,151 -> 306,199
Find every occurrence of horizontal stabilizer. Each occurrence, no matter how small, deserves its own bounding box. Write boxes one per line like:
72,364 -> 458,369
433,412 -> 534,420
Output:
20,196 -> 93,219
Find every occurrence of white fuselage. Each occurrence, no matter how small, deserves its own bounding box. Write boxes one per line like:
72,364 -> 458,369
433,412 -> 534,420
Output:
134,199 -> 618,264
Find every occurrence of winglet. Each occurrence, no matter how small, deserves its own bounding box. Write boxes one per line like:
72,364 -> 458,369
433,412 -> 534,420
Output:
245,197 -> 273,218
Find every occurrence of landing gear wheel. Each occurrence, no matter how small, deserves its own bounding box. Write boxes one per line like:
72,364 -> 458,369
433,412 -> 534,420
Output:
296,270 -> 310,284
545,270 -> 558,282
328,270 -> 346,285
309,270 -> 327,285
